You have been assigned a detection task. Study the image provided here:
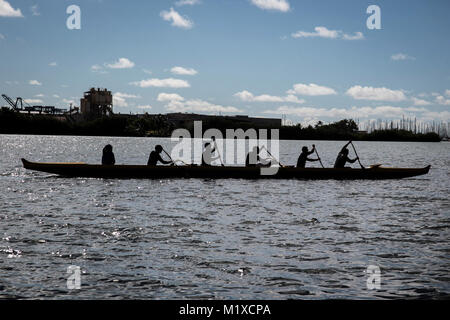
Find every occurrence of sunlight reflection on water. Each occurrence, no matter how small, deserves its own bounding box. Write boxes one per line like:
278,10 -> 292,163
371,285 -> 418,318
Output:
0,135 -> 449,299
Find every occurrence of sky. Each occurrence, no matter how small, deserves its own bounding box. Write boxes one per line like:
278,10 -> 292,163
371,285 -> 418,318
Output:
0,0 -> 449,125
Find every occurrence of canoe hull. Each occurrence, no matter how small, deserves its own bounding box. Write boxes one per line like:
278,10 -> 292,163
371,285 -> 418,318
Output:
21,159 -> 431,180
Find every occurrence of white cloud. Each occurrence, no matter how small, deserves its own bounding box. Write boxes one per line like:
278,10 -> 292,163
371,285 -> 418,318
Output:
233,90 -> 253,101
49,62 -> 57,67
170,66 -> 198,76
253,94 -> 289,103
420,110 -> 450,122
263,106 -> 339,117
29,80 -> 42,86
106,58 -> 135,69
346,85 -> 406,101
445,89 -> 450,97
62,98 -> 76,105
0,33 -> 4,40
0,0 -> 23,17
30,4 -> 39,16
90,64 -> 109,74
113,92 -> 141,107
250,0 -> 290,12
160,7 -> 193,29
131,78 -> 190,88
234,90 -> 305,104
284,94 -> 305,104
142,69 -> 152,75
112,97 -> 127,107
114,92 -> 140,99
411,97 -> 431,106
159,93 -> 242,113
263,106 -> 343,118
175,0 -> 201,6
137,105 -> 153,110
157,93 -> 185,102
263,105 -> 430,120
292,26 -> 364,40
292,26 -> 339,39
287,83 -> 337,96
342,32 -> 365,41
35,94 -> 44,97
24,99 -> 43,104
436,95 -> 450,106
391,53 -> 415,61
404,107 -> 429,112
167,99 -> 242,113
53,94 -> 59,98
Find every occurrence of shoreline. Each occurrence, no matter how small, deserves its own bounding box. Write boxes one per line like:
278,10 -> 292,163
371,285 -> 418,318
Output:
0,132 -> 443,143
0,110 -> 443,142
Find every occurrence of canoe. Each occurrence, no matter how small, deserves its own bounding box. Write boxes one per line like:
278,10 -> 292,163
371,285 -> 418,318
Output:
21,158 -> 431,180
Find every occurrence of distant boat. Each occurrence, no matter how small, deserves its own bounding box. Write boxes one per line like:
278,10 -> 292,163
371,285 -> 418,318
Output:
21,158 -> 430,180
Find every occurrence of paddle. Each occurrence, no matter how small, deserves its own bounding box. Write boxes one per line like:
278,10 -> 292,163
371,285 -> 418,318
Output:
261,146 -> 284,167
350,141 -> 365,169
162,147 -> 189,165
211,136 -> 224,166
173,159 -> 189,165
313,145 -> 325,168
162,148 -> 177,166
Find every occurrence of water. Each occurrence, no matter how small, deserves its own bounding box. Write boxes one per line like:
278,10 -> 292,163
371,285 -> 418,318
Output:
0,134 -> 449,299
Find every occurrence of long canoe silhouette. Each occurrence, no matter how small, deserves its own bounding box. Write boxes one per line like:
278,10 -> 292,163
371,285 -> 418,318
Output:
21,158 -> 430,180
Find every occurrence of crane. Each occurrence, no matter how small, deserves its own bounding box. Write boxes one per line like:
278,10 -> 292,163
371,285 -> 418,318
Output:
1,94 -> 31,111
1,94 -> 66,114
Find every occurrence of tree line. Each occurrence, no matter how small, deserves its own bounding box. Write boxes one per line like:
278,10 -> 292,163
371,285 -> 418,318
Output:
0,108 -> 441,142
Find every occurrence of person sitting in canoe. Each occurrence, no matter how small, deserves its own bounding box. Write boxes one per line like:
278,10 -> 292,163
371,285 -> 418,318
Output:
102,144 -> 115,165
334,141 -> 359,168
245,146 -> 271,167
147,145 -> 173,166
297,145 -> 320,168
202,142 -> 221,166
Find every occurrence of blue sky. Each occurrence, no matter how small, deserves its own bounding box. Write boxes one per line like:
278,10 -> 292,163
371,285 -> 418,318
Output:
1,0 -> 449,125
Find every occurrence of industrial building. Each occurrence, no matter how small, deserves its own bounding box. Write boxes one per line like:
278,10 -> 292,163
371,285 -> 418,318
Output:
80,88 -> 113,118
2,87 -> 282,129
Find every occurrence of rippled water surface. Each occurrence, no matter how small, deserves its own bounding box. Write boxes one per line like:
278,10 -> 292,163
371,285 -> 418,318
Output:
0,135 -> 449,299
